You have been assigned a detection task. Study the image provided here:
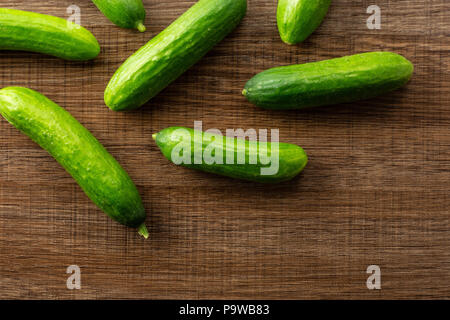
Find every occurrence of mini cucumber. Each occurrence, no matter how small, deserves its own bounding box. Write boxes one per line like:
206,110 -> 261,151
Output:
243,52 -> 414,110
92,0 -> 146,32
0,87 -> 148,238
153,127 -> 308,183
105,0 -> 247,111
0,8 -> 100,61
277,0 -> 332,45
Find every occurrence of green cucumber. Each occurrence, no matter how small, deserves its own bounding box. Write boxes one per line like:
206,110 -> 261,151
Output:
153,127 -> 308,183
0,8 -> 100,61
243,52 -> 414,110
92,0 -> 146,32
105,0 -> 247,111
0,87 -> 148,237
277,0 -> 332,45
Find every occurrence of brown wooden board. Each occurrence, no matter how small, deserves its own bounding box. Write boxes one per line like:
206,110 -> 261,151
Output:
0,0 -> 449,299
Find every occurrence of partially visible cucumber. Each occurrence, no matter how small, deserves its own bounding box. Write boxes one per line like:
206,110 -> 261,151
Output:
277,0 -> 332,45
0,8 -> 100,61
92,0 -> 146,32
105,0 -> 247,111
243,52 -> 414,110
153,127 -> 308,183
0,87 -> 148,238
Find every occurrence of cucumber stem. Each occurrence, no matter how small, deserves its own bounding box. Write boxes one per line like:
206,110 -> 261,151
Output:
136,22 -> 146,32
138,223 -> 149,239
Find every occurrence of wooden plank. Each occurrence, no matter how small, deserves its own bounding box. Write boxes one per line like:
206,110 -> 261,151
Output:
0,0 -> 449,299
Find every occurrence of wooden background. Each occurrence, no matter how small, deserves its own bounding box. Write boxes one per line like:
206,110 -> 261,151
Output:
0,0 -> 449,300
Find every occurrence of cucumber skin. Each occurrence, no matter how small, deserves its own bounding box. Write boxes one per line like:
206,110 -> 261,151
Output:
243,52 -> 414,110
105,0 -> 247,111
0,87 -> 145,228
92,0 -> 146,31
0,8 -> 100,61
277,0 -> 332,45
154,127 -> 308,184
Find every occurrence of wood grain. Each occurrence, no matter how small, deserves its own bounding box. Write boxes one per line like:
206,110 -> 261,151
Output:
0,0 -> 449,299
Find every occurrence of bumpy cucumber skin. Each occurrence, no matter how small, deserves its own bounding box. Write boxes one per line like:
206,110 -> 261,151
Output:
277,0 -> 332,45
92,0 -> 146,31
243,52 -> 414,110
105,0 -> 247,111
0,8 -> 100,61
0,87 -> 145,228
154,127 -> 308,183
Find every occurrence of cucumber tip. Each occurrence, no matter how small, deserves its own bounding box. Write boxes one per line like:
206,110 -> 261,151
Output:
242,89 -> 248,96
152,133 -> 157,141
136,22 -> 146,33
138,223 -> 149,239
280,36 -> 296,45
